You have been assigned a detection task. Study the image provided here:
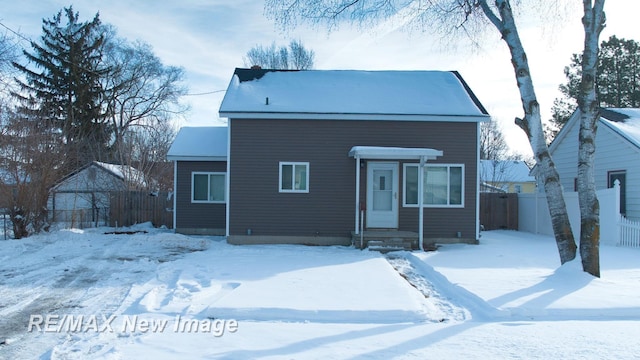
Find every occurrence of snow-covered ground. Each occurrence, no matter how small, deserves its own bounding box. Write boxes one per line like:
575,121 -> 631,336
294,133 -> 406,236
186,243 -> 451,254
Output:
1,225 -> 639,359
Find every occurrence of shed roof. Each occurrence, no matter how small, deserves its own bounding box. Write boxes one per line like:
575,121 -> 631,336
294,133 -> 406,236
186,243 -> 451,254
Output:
52,161 -> 147,190
167,126 -> 228,161
219,68 -> 489,121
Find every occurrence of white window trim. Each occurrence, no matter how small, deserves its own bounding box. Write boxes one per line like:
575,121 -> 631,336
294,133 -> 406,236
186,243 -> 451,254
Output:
191,172 -> 226,204
279,161 -> 310,193
403,163 -> 465,208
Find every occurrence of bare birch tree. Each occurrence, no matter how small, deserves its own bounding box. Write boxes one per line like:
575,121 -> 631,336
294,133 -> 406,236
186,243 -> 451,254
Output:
264,0 -> 609,272
576,1 -> 605,277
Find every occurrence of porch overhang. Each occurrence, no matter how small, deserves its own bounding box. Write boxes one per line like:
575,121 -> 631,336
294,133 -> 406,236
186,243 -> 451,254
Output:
348,146 -> 443,251
348,146 -> 443,160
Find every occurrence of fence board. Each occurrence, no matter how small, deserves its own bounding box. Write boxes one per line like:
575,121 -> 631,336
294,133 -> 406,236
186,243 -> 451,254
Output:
480,193 -> 518,230
109,191 -> 173,229
619,215 -> 640,247
517,183 -> 638,247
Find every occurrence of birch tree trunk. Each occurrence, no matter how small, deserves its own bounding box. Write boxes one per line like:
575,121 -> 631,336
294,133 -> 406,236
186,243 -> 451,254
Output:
480,0 -> 577,264
577,0 -> 606,277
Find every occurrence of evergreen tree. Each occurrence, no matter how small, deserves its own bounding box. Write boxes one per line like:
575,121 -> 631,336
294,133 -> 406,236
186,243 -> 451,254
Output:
12,6 -> 111,168
551,35 -> 640,133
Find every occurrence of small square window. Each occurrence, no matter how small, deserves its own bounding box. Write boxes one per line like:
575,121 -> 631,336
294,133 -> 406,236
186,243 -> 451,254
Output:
279,162 -> 309,193
192,172 -> 226,203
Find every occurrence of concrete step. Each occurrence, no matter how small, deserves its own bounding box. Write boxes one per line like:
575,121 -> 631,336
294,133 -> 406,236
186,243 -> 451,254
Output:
366,239 -> 413,252
352,231 -> 419,250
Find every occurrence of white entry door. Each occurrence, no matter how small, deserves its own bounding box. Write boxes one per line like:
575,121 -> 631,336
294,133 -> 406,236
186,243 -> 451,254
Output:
366,162 -> 399,228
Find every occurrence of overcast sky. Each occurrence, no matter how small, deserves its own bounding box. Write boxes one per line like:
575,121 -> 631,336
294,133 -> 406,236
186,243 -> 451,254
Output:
2,1 -> 638,156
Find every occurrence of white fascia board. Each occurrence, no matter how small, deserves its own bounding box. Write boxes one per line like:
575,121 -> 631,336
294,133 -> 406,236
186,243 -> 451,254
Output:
219,112 -> 490,123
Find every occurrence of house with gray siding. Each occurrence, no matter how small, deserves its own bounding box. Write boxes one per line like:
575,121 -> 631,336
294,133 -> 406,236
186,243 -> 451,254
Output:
167,126 -> 227,235
207,67 -> 490,249
543,108 -> 640,220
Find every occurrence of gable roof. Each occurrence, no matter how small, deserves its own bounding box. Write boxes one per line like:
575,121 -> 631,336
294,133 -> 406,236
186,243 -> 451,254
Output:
52,161 -> 147,190
219,68 -> 490,121
167,126 -> 228,161
480,160 -> 534,183
94,162 -> 147,186
550,108 -> 640,154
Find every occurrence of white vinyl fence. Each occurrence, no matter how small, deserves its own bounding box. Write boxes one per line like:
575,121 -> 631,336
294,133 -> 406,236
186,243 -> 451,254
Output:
518,181 -> 639,247
618,214 -> 640,247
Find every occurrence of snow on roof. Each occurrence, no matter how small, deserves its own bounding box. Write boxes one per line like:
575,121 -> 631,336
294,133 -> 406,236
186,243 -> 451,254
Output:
94,162 -> 147,187
600,108 -> 640,150
219,69 -> 489,121
50,162 -> 148,191
480,160 -> 534,183
167,126 -> 228,161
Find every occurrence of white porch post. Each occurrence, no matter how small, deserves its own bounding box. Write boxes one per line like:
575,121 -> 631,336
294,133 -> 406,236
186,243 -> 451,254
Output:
355,156 -> 361,235
418,156 -> 425,250
172,160 -> 177,233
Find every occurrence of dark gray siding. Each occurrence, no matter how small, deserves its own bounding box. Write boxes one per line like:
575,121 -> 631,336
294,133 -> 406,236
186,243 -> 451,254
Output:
175,161 -> 226,233
229,119 -> 478,240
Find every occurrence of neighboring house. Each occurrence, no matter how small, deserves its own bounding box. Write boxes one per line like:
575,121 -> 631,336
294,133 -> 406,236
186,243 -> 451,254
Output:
48,161 -> 147,227
480,160 -> 535,193
167,126 -> 228,235
542,108 -> 640,220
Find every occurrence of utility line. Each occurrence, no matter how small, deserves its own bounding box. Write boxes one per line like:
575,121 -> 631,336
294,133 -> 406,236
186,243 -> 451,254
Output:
0,21 -> 33,44
184,89 -> 226,96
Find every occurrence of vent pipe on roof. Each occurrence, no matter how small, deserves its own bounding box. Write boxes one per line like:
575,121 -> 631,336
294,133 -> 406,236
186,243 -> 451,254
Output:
265,97 -> 269,105
251,65 -> 262,70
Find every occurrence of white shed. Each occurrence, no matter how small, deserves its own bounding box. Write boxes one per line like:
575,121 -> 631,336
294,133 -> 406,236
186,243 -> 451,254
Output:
48,162 -> 146,227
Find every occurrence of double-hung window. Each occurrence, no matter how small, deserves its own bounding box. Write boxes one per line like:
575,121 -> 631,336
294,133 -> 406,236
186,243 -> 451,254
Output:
403,164 -> 464,207
279,162 -> 309,193
192,172 -> 226,203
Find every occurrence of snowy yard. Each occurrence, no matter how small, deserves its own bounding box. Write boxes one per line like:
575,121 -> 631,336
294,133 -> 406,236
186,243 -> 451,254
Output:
1,226 -> 639,359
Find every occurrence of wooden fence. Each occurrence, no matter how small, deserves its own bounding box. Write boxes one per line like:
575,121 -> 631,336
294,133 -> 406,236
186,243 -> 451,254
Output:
480,193 -> 518,230
109,191 -> 173,229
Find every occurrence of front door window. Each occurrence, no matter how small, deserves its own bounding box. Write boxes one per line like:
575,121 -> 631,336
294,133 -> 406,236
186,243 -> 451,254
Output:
373,169 -> 393,211
366,162 -> 398,228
